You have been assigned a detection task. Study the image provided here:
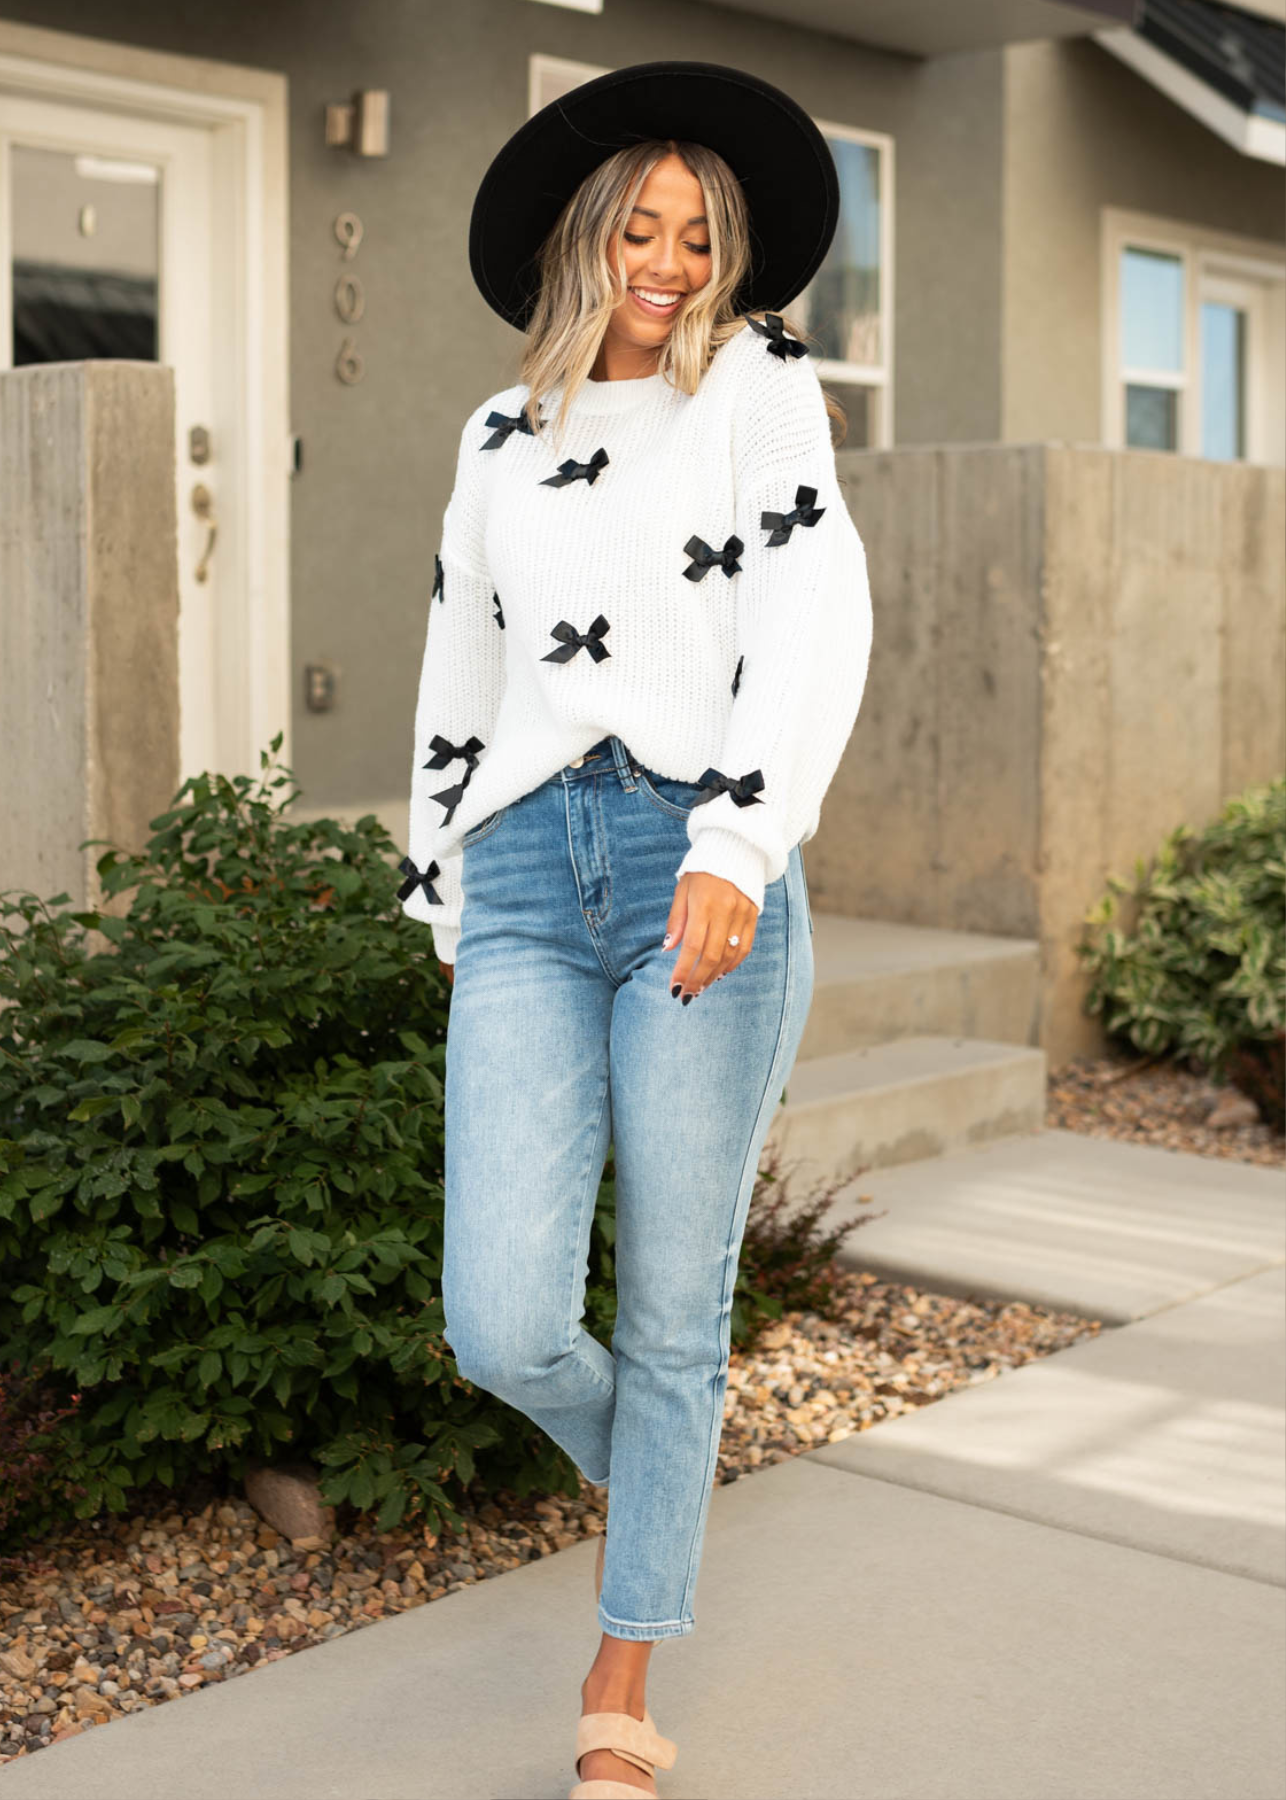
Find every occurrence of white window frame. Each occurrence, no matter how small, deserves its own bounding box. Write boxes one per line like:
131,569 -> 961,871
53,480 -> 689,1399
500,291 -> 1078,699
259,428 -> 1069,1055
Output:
806,117 -> 894,448
529,54 -> 608,116
1102,206 -> 1286,466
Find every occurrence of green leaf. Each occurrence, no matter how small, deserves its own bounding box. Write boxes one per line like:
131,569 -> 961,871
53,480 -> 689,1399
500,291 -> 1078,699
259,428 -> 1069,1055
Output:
375,1484 -> 409,1531
61,1040 -> 116,1064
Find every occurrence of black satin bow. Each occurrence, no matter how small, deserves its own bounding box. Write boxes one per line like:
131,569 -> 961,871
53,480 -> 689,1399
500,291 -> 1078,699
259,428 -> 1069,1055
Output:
423,732 -> 485,826
492,591 -> 505,629
691,766 -> 766,808
540,447 -> 610,488
432,553 -> 444,604
481,407 -> 541,449
731,654 -> 744,698
541,615 -> 612,663
747,311 -> 809,361
761,484 -> 826,545
397,854 -> 444,906
683,533 -> 745,582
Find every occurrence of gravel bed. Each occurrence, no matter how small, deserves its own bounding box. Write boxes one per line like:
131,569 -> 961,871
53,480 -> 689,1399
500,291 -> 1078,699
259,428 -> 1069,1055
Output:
1046,1048 -> 1283,1168
3,1045 -> 1275,1765
0,1270 -> 1098,1764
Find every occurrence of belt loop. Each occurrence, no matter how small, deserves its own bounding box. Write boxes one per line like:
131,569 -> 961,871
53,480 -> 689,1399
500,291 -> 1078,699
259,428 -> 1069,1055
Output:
609,735 -> 638,791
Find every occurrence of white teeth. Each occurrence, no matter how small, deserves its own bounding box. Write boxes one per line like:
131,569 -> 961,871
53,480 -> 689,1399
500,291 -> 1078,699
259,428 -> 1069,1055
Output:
632,288 -> 681,306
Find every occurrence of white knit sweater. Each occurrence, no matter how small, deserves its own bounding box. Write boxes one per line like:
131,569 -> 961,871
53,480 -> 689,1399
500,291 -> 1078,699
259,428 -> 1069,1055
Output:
399,312 -> 873,964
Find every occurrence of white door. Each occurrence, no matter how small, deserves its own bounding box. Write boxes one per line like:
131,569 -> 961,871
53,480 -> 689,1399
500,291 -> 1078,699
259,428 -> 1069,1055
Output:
0,65 -> 289,789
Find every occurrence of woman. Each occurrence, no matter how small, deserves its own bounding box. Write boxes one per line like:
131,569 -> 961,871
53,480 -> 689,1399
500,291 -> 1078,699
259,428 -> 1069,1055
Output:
397,60 -> 873,1800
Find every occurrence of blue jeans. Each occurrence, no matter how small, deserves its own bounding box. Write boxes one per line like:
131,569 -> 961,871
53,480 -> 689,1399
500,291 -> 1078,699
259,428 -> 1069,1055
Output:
441,734 -> 815,1641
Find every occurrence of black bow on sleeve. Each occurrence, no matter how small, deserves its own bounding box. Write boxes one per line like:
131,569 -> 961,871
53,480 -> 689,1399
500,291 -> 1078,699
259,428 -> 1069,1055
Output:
731,654 -> 744,698
397,854 -> 444,906
541,615 -> 612,663
747,312 -> 809,361
481,407 -> 541,449
492,591 -> 505,629
691,766 -> 766,808
761,484 -> 826,545
432,554 -> 444,603
540,447 -> 609,488
423,732 -> 485,826
683,533 -> 745,582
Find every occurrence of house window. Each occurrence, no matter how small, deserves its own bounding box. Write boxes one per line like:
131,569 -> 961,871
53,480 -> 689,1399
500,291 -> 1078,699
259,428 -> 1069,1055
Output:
526,61 -> 895,447
1106,209 -> 1285,465
792,122 -> 893,449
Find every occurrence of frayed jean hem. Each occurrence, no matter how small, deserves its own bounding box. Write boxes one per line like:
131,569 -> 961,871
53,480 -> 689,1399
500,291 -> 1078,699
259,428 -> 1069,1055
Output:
597,1604 -> 694,1642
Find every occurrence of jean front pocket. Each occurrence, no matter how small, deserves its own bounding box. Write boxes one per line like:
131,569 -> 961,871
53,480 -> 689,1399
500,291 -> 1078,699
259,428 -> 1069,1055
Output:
461,805 -> 508,847
634,767 -> 708,821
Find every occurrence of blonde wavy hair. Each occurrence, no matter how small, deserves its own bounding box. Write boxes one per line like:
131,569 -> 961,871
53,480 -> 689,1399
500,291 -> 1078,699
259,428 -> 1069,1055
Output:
516,137 -> 847,457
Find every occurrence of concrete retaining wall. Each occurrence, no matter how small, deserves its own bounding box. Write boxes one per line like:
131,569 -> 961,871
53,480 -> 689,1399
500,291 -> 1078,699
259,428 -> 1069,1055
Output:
821,442 -> 1286,1061
0,361 -> 179,918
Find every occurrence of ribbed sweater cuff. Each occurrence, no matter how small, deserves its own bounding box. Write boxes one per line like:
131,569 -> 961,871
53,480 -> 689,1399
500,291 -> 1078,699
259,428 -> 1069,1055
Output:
674,828 -> 768,915
430,920 -> 462,965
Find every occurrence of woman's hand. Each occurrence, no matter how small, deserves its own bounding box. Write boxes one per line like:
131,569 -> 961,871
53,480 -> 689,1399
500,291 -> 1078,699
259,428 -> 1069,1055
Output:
664,871 -> 758,999
438,960 -> 455,987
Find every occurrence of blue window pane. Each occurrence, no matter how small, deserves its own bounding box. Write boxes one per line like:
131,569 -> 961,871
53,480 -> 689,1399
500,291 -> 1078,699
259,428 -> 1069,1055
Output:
1125,384 -> 1177,450
804,137 -> 881,367
1122,246 -> 1183,374
1200,301 -> 1246,461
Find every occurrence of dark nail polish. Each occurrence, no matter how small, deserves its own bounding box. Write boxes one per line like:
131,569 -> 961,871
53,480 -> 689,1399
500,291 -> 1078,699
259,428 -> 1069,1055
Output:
682,993 -> 693,1005
671,984 -> 681,998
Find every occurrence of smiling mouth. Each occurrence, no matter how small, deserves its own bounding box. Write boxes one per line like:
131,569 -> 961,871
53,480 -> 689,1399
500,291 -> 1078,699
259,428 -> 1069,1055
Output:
629,287 -> 685,316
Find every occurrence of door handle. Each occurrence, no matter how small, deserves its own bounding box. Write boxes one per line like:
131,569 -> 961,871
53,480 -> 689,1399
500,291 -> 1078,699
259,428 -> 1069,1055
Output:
190,483 -> 218,584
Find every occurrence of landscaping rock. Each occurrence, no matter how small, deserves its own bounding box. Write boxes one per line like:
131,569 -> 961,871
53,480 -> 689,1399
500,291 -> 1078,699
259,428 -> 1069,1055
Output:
244,1463 -> 335,1545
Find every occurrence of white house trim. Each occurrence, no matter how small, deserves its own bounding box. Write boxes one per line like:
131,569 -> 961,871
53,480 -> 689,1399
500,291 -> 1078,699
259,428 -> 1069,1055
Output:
1091,24 -> 1286,166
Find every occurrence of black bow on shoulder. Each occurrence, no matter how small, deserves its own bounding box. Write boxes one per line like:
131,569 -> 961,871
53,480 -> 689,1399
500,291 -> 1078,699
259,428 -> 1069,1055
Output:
423,732 -> 485,826
432,554 -> 444,604
481,407 -> 541,449
540,447 -> 609,488
761,484 -> 826,545
747,312 -> 809,361
541,615 -> 612,663
683,533 -> 745,583
397,854 -> 444,906
691,766 -> 766,809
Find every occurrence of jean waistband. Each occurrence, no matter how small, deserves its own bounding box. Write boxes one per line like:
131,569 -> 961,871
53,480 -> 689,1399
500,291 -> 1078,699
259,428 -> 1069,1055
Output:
555,734 -> 643,787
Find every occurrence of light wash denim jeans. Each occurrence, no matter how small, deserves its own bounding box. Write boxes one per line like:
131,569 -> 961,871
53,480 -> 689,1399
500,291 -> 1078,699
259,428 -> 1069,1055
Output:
441,733 -> 815,1641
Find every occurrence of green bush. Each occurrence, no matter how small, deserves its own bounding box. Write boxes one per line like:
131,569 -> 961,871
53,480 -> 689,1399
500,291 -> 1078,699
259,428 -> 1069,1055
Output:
1076,776 -> 1285,1129
0,737 -> 859,1553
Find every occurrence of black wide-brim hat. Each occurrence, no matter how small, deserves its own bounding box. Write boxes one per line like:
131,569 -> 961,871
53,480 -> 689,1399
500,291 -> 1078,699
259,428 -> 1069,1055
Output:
469,60 -> 840,332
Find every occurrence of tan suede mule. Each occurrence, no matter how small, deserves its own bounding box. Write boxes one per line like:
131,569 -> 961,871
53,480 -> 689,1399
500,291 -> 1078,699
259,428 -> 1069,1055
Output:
569,1705 -> 678,1800
577,1540 -> 677,1799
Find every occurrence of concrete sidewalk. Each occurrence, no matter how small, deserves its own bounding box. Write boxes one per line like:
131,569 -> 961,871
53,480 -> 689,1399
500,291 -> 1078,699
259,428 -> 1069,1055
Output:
4,1133 -> 1283,1800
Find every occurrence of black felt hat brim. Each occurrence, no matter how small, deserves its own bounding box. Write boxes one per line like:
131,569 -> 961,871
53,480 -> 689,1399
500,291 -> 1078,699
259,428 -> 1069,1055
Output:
469,59 -> 840,332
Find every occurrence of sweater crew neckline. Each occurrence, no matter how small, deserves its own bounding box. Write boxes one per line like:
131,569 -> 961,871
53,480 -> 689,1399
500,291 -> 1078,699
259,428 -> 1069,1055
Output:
560,365 -> 673,413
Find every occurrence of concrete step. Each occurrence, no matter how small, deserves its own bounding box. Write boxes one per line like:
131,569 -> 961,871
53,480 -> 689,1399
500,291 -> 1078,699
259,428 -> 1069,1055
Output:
767,1032 -> 1047,1183
800,911 -> 1040,1061
809,1263 -> 1286,1587
796,1127 -> 1286,1323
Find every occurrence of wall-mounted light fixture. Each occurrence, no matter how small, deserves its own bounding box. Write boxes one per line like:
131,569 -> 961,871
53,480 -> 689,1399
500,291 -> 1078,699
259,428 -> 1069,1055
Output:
325,90 -> 390,156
